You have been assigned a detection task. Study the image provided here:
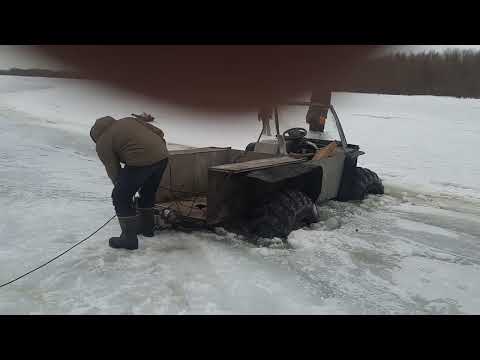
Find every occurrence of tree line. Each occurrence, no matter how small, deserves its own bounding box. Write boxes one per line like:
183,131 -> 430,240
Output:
345,49 -> 480,98
3,49 -> 480,99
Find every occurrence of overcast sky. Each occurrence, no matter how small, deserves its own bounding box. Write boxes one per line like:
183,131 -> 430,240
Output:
1,45 -> 480,70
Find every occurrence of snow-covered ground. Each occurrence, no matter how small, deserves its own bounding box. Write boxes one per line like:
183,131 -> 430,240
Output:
1,75 -> 479,314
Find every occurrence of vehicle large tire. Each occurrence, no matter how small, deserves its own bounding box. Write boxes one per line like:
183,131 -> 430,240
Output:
247,189 -> 320,239
350,167 -> 384,200
245,142 -> 256,152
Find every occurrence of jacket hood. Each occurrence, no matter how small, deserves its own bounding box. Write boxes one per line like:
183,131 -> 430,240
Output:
90,116 -> 116,143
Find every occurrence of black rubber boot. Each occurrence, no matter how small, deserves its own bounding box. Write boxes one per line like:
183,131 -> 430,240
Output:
109,216 -> 139,250
137,208 -> 155,237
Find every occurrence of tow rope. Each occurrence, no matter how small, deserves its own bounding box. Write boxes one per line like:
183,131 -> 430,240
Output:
0,214 -> 117,289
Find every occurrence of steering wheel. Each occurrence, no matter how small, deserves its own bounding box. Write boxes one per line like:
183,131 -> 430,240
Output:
283,127 -> 307,141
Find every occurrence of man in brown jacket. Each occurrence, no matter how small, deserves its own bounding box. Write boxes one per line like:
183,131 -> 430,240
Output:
306,89 -> 331,132
90,113 -> 169,250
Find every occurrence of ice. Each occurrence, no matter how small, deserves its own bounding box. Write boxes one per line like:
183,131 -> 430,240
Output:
332,92 -> 480,201
1,75 -> 480,314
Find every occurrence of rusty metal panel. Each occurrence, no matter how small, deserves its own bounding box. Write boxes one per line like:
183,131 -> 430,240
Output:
246,162 -> 319,183
156,147 -> 233,203
206,169 -> 230,225
206,169 -> 249,225
312,150 -> 346,202
206,158 -> 320,225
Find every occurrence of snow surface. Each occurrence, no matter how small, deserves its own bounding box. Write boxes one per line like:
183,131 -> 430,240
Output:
1,75 -> 479,314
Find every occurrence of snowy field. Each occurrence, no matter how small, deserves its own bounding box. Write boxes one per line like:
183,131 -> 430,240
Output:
1,75 -> 479,314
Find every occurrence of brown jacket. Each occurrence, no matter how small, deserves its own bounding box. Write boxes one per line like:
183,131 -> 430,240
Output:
90,116 -> 169,183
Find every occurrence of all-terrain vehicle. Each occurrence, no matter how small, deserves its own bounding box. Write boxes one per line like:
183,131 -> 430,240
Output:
152,102 -> 384,242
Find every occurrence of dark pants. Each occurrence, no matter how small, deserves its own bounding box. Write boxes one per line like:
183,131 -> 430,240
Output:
112,158 -> 168,217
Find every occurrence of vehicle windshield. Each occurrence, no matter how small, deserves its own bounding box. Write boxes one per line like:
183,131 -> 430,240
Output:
276,105 -> 341,142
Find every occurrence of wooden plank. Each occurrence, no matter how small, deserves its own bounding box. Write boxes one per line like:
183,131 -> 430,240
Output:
209,156 -> 305,174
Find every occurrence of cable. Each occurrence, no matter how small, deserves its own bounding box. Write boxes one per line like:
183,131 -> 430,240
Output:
0,214 -> 117,289
0,162 -> 228,290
